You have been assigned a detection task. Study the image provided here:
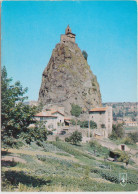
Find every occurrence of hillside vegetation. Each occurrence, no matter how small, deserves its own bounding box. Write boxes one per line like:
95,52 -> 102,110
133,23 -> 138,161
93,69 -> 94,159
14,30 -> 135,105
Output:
1,140 -> 137,192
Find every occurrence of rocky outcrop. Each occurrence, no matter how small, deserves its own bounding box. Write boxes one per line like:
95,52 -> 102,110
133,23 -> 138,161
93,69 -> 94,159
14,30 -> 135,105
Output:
38,41 -> 102,115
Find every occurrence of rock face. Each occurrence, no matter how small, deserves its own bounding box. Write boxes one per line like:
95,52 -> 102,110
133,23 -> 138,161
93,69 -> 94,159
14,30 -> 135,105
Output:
38,41 -> 102,115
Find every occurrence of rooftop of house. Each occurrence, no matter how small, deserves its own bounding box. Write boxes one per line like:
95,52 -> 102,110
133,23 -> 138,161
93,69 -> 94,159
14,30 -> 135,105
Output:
35,109 -> 65,118
35,111 -> 57,118
89,107 -> 108,112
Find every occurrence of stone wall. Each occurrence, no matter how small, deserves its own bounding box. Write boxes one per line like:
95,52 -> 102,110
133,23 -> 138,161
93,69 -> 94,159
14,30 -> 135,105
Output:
60,34 -> 75,43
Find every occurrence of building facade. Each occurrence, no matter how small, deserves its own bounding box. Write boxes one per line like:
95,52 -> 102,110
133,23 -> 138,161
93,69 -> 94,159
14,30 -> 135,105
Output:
34,107 -> 70,133
89,107 -> 112,138
60,25 -> 76,43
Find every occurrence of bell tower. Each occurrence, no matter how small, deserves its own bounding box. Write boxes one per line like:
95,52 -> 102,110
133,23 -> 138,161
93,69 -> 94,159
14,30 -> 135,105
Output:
65,25 -> 71,34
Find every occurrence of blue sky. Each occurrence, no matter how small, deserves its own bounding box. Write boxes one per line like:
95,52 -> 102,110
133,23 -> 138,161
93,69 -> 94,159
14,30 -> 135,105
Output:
1,1 -> 137,102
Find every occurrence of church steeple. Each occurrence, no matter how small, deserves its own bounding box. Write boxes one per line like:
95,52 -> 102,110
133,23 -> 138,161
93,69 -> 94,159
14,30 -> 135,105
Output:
65,25 -> 72,35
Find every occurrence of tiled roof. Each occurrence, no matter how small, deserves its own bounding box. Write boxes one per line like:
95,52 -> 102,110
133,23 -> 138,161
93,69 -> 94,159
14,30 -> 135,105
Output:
35,109 -> 65,117
89,107 -> 108,112
35,112 -> 57,118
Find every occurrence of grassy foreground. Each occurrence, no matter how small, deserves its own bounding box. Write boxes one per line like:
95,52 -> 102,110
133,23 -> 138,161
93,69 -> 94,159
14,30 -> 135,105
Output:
1,140 -> 138,192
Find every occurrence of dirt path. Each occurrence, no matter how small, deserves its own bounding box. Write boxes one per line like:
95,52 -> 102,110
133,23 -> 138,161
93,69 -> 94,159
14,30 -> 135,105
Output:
2,155 -> 26,164
1,148 -> 79,163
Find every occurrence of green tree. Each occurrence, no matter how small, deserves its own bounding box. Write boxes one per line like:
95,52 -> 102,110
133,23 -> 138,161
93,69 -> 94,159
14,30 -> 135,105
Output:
116,150 -> 130,163
122,136 -> 134,145
70,119 -> 76,125
67,131 -> 82,145
80,121 -> 88,128
82,50 -> 88,61
70,104 -> 82,129
1,66 -> 41,148
128,132 -> 138,143
21,121 -> 47,146
70,104 -> 82,117
109,124 -> 125,140
90,121 -> 97,129
89,140 -> 101,149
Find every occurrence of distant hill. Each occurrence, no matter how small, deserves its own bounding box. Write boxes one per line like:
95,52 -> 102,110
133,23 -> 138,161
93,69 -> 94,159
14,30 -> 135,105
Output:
103,102 -> 138,121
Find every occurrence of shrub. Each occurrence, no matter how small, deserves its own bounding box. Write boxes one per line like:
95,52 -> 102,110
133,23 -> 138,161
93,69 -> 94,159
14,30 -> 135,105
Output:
77,120 -> 81,125
89,140 -> 101,148
90,121 -> 97,129
79,120 -> 97,129
117,151 -> 130,163
70,119 -> 76,125
82,50 -> 88,61
109,124 -> 124,140
122,137 -> 134,145
67,131 -> 82,145
65,137 -> 70,142
109,130 -> 118,140
128,132 -> 138,143
70,104 -> 82,118
111,149 -> 130,163
80,121 -> 88,128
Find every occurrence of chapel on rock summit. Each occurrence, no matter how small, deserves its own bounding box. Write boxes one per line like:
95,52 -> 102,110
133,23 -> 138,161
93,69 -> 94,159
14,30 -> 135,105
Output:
60,25 -> 76,43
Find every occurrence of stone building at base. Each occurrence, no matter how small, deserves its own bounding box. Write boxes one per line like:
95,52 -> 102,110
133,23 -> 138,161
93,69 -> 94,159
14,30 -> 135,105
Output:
89,107 -> 112,139
34,107 -> 70,134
